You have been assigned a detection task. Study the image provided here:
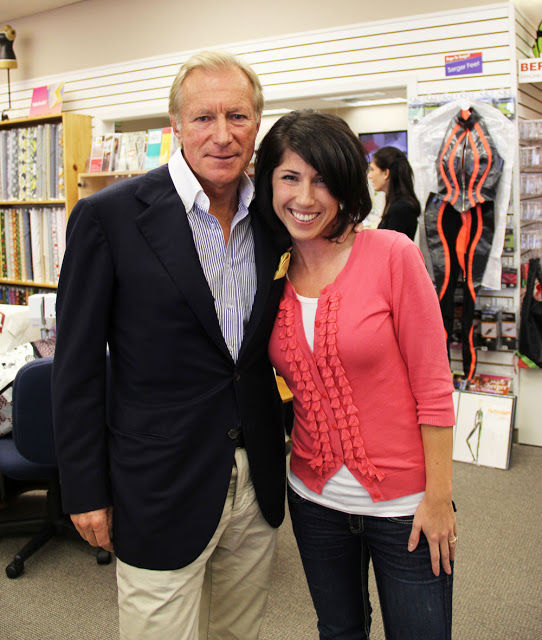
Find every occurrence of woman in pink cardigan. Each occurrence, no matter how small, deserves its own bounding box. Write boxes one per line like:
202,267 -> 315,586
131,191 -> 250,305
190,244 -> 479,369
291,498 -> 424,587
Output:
254,111 -> 456,640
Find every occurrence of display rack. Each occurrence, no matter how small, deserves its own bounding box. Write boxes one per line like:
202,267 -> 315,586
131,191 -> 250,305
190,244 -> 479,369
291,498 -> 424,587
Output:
516,118 -> 542,447
519,119 -> 542,267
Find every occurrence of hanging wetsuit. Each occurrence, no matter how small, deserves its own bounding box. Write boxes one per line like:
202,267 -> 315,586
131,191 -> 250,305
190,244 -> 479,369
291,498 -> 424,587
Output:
424,107 -> 503,379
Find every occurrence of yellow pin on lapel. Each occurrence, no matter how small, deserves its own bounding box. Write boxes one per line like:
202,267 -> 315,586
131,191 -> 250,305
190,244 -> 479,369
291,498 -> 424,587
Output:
273,252 -> 291,280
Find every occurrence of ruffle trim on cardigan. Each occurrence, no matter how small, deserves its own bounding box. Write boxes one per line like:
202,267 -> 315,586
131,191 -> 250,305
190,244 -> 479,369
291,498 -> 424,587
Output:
277,292 -> 385,482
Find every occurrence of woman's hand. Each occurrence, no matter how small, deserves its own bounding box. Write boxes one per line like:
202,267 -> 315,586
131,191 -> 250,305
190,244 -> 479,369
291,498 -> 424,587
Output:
411,424 -> 456,577
408,496 -> 457,576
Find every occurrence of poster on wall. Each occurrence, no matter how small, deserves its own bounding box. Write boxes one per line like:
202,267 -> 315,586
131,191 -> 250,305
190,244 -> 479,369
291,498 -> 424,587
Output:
452,391 -> 516,470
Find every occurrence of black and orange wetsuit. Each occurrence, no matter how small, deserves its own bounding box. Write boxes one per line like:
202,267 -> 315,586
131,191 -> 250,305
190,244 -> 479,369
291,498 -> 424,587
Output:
424,107 -> 503,379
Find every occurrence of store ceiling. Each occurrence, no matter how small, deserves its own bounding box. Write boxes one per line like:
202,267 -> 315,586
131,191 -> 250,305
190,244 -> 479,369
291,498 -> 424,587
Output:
0,0 -> 84,23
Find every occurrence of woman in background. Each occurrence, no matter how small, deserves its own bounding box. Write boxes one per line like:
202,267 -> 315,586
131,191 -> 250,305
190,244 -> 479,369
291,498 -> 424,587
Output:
255,110 -> 456,640
369,145 -> 420,240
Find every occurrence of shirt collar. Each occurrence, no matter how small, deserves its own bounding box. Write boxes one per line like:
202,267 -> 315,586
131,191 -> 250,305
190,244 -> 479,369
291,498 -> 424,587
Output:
168,148 -> 254,213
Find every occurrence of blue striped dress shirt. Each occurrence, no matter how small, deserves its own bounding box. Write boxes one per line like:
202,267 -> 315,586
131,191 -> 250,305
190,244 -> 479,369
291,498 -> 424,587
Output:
168,150 -> 256,361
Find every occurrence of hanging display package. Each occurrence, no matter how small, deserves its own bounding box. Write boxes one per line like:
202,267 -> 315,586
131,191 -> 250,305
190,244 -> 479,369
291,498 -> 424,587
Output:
411,99 -> 515,291
519,258 -> 542,368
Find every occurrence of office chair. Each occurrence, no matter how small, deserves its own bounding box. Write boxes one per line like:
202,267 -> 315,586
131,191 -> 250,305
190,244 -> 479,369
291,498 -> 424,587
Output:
0,357 -> 111,578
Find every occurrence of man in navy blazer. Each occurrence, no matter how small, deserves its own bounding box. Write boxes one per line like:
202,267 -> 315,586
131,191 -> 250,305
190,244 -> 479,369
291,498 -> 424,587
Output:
52,51 -> 287,639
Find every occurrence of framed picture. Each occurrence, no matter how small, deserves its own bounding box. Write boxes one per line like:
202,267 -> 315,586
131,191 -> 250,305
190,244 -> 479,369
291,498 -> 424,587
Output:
452,391 -> 516,470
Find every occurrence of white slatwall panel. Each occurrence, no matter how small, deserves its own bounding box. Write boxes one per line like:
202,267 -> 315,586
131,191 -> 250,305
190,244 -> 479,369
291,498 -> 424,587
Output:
0,3 -> 517,125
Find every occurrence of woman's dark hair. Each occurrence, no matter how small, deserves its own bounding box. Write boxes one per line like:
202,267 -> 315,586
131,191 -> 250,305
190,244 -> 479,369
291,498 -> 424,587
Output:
372,146 -> 420,217
254,110 -> 372,241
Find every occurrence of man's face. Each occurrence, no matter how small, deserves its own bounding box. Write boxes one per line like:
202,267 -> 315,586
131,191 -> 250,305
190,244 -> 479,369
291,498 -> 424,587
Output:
172,67 -> 260,196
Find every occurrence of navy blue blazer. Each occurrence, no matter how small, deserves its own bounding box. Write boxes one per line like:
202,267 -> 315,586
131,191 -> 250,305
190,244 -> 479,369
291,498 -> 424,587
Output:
52,165 -> 287,570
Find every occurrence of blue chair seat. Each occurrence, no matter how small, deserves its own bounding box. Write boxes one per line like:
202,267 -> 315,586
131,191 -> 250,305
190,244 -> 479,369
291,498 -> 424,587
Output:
0,437 -> 55,482
0,357 -> 112,578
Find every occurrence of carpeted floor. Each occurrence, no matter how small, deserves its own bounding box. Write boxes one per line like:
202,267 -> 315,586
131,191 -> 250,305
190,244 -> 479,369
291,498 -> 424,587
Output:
0,443 -> 541,640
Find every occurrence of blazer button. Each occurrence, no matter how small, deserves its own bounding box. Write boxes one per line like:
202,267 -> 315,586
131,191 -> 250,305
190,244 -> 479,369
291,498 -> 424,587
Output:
228,428 -> 240,440
234,372 -> 241,381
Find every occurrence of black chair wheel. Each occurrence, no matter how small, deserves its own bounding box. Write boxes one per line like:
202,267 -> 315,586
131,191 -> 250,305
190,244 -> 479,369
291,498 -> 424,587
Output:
96,549 -> 112,565
6,558 -> 24,579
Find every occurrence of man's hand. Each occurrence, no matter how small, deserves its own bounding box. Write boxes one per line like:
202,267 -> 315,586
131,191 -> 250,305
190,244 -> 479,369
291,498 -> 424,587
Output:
71,506 -> 114,552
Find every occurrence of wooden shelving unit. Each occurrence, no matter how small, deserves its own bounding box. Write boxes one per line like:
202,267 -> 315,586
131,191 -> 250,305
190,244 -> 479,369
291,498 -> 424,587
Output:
0,112 -> 92,301
0,112 -> 92,216
78,170 -> 146,200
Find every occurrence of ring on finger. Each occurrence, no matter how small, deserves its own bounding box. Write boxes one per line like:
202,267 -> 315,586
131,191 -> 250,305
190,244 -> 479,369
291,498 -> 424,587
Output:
449,535 -> 458,546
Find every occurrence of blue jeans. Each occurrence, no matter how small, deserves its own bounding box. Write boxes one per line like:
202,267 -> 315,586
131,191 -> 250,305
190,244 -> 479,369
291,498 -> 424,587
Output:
288,485 -> 453,640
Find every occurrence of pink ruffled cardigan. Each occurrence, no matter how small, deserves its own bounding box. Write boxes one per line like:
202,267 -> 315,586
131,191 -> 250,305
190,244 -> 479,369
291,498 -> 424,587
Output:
269,230 -> 455,503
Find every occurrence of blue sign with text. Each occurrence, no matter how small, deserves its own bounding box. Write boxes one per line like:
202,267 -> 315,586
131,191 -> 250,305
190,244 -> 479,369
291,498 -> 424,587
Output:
445,53 -> 483,77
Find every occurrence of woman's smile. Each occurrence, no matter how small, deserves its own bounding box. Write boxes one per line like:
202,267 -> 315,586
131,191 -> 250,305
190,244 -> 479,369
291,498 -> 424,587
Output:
272,149 -> 339,241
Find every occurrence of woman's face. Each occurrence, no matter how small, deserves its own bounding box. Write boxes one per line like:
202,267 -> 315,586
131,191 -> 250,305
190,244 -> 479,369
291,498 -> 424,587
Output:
368,160 -> 389,194
271,149 -> 339,243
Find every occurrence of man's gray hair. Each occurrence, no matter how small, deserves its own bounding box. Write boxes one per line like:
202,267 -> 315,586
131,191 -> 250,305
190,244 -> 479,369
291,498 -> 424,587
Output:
168,50 -> 264,123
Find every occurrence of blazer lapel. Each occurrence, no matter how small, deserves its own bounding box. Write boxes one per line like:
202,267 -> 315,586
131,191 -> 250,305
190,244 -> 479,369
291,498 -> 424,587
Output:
238,213 -> 281,358
134,168 -> 230,359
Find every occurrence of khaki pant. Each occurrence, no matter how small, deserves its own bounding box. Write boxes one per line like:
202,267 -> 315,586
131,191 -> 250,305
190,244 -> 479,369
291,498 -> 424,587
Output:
116,448 -> 278,640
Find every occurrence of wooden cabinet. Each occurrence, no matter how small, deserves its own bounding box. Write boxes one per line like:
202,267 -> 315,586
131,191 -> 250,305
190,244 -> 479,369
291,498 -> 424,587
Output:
0,113 -> 92,302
